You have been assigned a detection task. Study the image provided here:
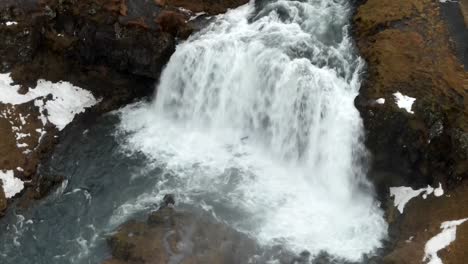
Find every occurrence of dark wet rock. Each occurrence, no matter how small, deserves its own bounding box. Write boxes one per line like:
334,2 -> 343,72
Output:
104,207 -> 260,264
104,200 -> 331,264
0,184 -> 6,214
156,10 -> 193,39
439,1 -> 468,70
161,193 -> 175,207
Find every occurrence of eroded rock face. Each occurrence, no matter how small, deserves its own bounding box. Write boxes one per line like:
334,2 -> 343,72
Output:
353,0 -> 468,263
104,207 -> 260,264
354,0 -> 467,196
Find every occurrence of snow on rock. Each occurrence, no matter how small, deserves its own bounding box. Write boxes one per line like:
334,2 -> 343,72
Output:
375,98 -> 385,104
189,12 -> 207,21
0,170 -> 24,198
434,183 -> 444,197
390,183 -> 445,213
5,21 -> 18,26
393,91 -> 416,114
390,186 -> 426,213
0,73 -> 99,130
34,80 -> 99,130
423,218 -> 468,264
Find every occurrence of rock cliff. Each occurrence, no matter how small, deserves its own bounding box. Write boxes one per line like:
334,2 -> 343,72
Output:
353,0 -> 467,262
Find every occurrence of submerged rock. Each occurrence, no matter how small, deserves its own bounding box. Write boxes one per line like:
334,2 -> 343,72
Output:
104,207 -> 260,264
162,0 -> 249,15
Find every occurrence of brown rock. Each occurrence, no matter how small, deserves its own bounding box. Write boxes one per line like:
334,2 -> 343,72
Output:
460,0 -> 468,27
156,10 -> 192,39
0,101 -> 51,178
120,0 -> 128,16
105,207 -> 259,264
354,0 -> 424,35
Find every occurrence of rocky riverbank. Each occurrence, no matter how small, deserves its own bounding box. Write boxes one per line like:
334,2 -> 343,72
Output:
0,0 -> 247,215
353,0 -> 467,263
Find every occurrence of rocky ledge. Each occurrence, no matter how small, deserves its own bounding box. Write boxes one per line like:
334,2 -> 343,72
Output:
0,0 -> 247,215
353,0 -> 467,263
103,196 -> 261,264
103,196 -> 321,264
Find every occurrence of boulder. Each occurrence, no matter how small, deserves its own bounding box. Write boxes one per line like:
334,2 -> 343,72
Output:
104,207 -> 260,264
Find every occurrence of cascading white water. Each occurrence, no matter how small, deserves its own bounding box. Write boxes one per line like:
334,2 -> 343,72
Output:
116,0 -> 387,261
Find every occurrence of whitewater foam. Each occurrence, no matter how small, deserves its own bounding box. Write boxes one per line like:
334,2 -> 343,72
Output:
116,0 -> 387,261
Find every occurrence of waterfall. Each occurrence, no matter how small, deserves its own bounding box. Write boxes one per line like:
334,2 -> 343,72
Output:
117,0 -> 387,261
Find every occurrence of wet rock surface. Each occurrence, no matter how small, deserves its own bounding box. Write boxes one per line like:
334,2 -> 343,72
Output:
103,206 -> 260,264
103,198 -> 327,264
353,0 -> 468,263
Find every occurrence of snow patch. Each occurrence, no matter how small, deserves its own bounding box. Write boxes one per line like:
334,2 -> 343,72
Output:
0,73 -> 99,130
406,236 -> 414,243
5,21 -> 18,26
189,12 -> 207,21
423,218 -> 468,264
393,92 -> 416,114
434,183 -> 444,197
0,170 -> 24,198
375,98 -> 385,104
390,183 -> 445,213
16,142 -> 28,148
